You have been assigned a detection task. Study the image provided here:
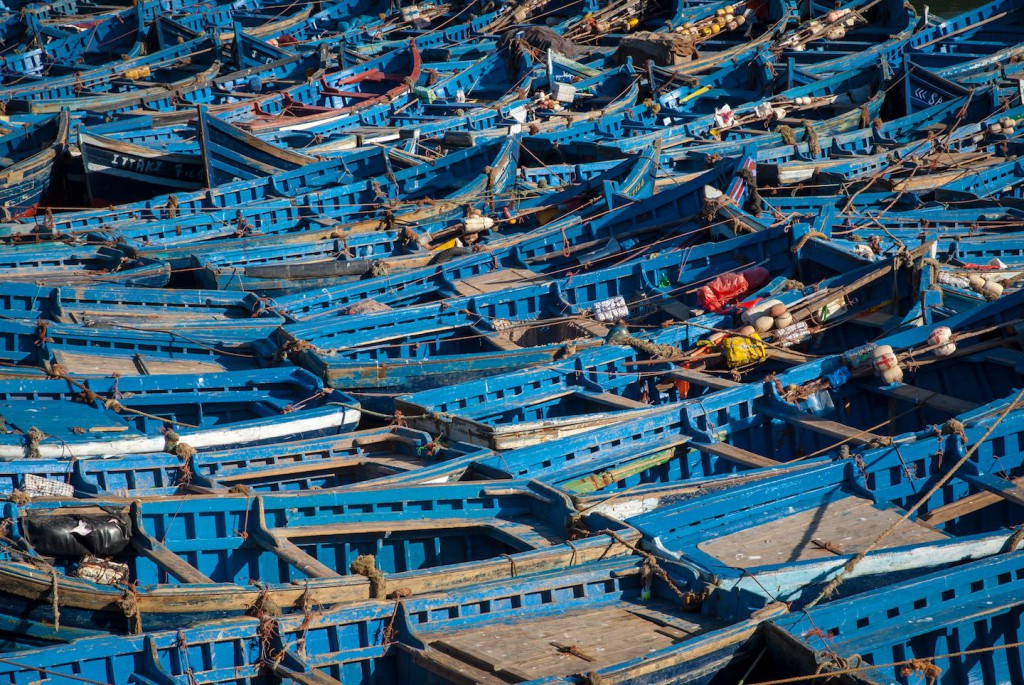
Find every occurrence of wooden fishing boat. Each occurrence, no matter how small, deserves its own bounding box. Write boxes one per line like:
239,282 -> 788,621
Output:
0,242 -> 169,286
908,0 -> 1024,78
276,160 -> 751,408
196,105 -> 316,186
0,127 -> 508,243
180,147 -> 660,296
426,400 -> 806,496
392,557 -> 787,683
226,40 -> 421,132
0,593 -> 392,668
84,426 -> 489,497
269,150 -> 660,316
775,0 -> 919,78
393,236 -> 939,449
0,18 -> 215,104
0,426 -> 476,499
631,415 -> 1024,610
0,366 -> 359,458
79,131 -> 207,206
528,58 -> 890,161
757,551 -> 1024,684
0,316 -> 276,381
0,554 -> 785,676
0,480 -> 637,634
78,103 -> 321,205
0,109 -> 68,219
0,283 -> 288,335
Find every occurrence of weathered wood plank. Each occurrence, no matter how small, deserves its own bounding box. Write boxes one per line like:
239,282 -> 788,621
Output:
454,268 -> 548,296
920,475 -> 1024,525
131,538 -> 214,585
868,383 -> 979,415
960,472 -> 1024,509
588,392 -> 652,410
761,408 -> 886,446
691,441 -> 780,468
258,533 -> 343,579
669,368 -> 740,390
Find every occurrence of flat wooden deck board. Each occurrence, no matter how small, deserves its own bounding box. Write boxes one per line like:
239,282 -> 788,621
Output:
53,351 -> 228,376
698,495 -> 948,568
454,268 -> 548,296
422,603 -> 715,680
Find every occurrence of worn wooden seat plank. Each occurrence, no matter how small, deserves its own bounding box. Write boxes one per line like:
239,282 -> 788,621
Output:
867,383 -> 979,415
587,392 -> 652,410
691,441 -> 780,468
669,368 -> 740,390
131,537 -> 214,585
761,408 -> 886,446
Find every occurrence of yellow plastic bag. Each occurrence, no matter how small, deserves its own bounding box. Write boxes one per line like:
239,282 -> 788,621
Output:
722,333 -> 767,368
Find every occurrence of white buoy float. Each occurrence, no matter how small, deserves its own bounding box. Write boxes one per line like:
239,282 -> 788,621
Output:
872,344 -> 903,384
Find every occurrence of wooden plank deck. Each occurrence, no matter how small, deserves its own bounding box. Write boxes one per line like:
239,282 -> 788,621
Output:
416,602 -> 723,681
698,495 -> 948,568
53,350 -> 229,376
454,269 -> 549,296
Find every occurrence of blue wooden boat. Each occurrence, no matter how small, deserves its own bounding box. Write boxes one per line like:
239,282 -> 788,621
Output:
0,366 -> 359,458
0,480 -> 637,634
753,91 -> 1013,187
627,415 -> 1024,613
423,400 -> 796,496
218,40 -> 421,132
0,241 -> 169,286
74,426 -> 490,497
0,109 -> 68,219
0,283 -> 289,336
528,58 -> 890,160
177,148 -> 659,294
196,104 -> 317,186
760,551 -> 1024,684
267,149 -> 661,316
392,236 -> 939,449
77,104 -> 318,205
908,0 -> 1024,81
0,18 -> 217,104
1,129 -> 516,243
774,0 -> 919,78
274,160 -> 757,406
0,316 -> 276,380
79,130 -> 208,206
0,554 -> 786,676
0,596 -> 392,671
391,557 -> 786,683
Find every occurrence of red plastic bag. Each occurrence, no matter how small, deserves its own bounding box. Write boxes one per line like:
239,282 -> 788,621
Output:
697,267 -> 770,312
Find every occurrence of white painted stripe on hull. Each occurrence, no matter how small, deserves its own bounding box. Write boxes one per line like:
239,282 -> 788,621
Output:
0,407 -> 359,458
725,535 -> 1014,601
